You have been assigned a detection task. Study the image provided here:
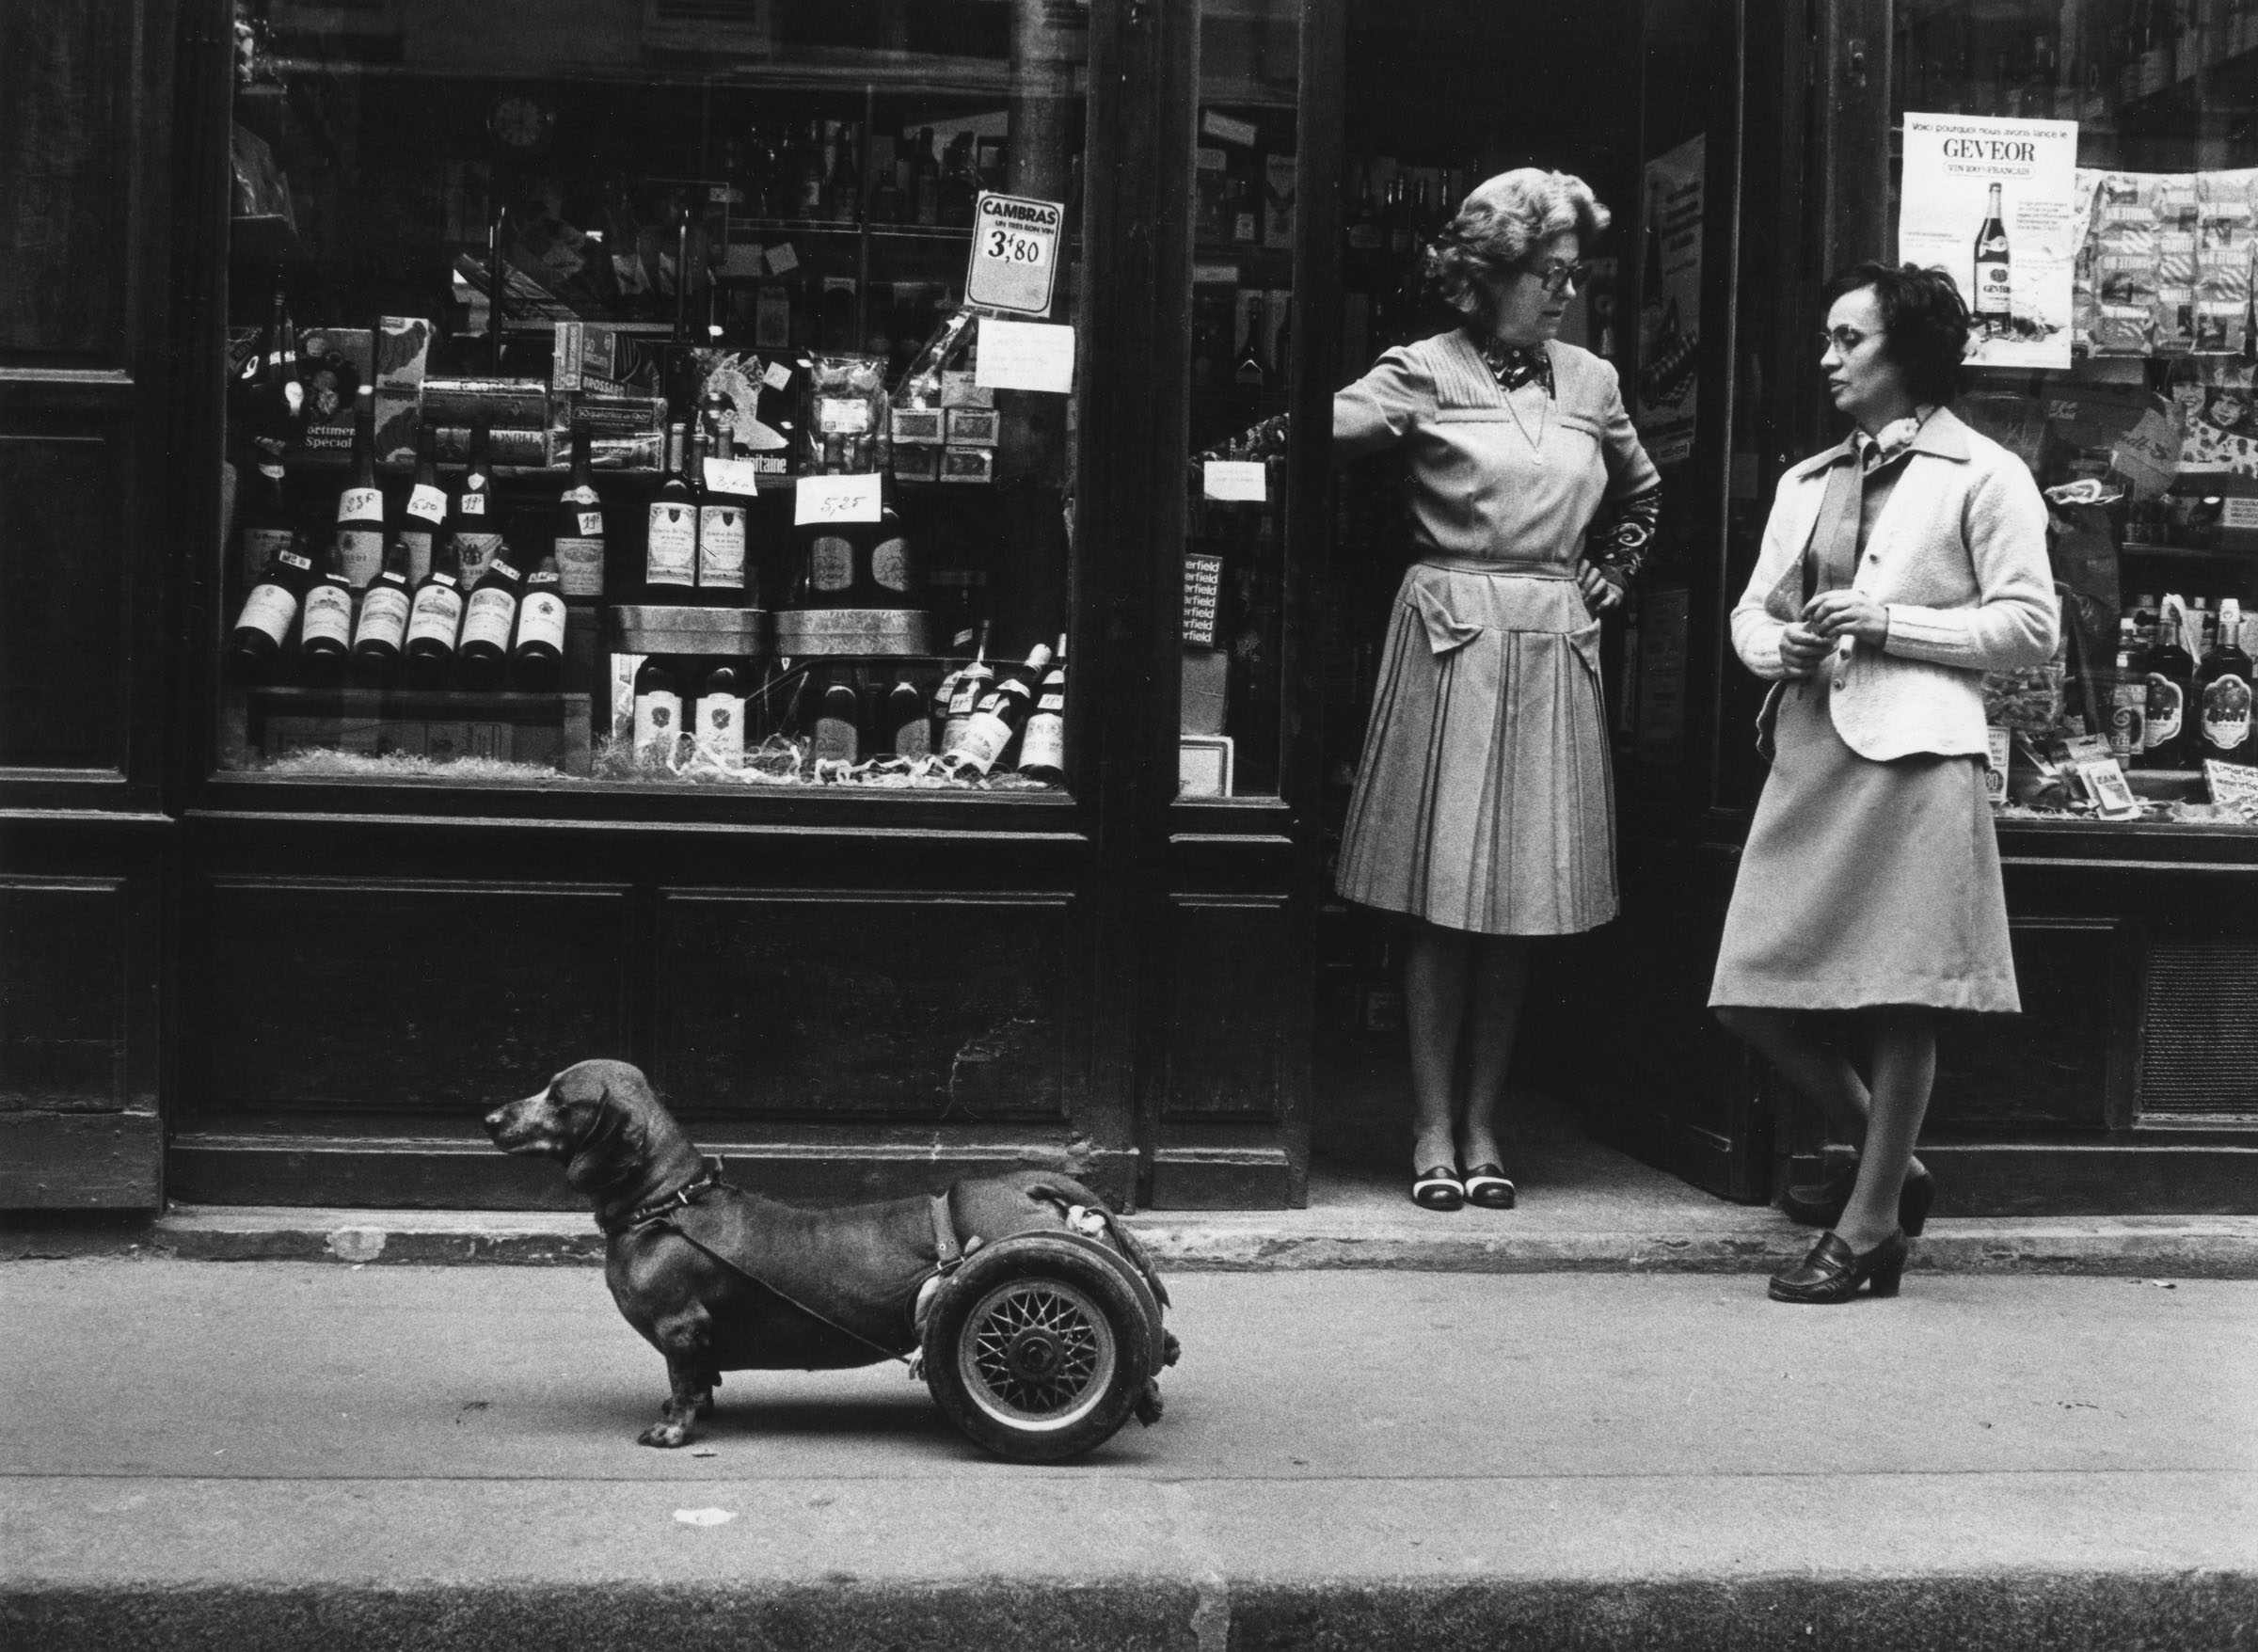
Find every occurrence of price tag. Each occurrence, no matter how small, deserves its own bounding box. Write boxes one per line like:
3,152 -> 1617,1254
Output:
1202,460 -> 1268,501
762,359 -> 794,391
965,191 -> 1063,316
2222,498 -> 2258,530
703,457 -> 761,497
794,472 -> 883,526
765,242 -> 800,276
974,317 -> 1076,394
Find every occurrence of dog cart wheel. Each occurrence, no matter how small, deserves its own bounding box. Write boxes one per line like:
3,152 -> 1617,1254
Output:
922,1230 -> 1167,1462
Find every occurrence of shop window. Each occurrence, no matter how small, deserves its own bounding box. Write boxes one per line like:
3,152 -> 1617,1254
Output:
216,0 -> 1087,796
1893,0 -> 2258,829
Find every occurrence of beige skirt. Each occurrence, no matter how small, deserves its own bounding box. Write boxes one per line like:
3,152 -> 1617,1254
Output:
1335,557 -> 1616,936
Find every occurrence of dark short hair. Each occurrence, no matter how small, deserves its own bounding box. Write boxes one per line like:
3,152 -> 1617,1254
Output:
1821,261 -> 1970,405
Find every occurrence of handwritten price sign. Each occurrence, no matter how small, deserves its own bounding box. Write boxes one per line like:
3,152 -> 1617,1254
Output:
965,191 -> 1063,316
793,473 -> 883,526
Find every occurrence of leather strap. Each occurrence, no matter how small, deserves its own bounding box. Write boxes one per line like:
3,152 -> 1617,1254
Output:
929,1192 -> 962,1271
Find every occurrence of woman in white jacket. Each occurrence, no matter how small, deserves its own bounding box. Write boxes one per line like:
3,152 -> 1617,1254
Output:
1710,262 -> 2058,1305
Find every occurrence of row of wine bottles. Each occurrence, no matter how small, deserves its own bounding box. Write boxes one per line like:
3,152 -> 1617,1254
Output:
629,635 -> 1065,781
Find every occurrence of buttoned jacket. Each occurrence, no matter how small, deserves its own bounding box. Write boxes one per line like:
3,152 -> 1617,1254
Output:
1730,405 -> 2059,762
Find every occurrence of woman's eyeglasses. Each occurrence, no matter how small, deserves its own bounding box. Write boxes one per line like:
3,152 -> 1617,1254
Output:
1819,326 -> 1882,356
1524,259 -> 1591,295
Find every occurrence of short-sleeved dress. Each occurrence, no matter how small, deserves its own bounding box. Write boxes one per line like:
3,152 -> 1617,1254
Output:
1332,331 -> 1660,936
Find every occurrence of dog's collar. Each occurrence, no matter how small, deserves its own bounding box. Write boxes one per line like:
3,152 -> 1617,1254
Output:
606,1156 -> 725,1237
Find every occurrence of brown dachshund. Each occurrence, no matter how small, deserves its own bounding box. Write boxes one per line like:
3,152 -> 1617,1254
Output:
485,1059 -> 1172,1451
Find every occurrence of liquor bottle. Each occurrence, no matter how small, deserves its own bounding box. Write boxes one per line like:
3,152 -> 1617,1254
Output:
348,539 -> 415,688
692,659 -> 747,764
938,132 -> 978,228
1345,166 -> 1383,281
912,127 -> 941,226
2140,0 -> 2172,95
552,424 -> 606,602
398,423 -> 447,584
2107,617 -> 2148,762
456,538 -> 525,691
632,656 -> 684,761
334,386 -> 387,589
644,421 -> 699,597
882,669 -> 930,758
2142,601 -> 2199,767
236,453 -> 296,588
1234,294 -> 1272,389
297,539 -> 356,687
1017,632 -> 1068,783
811,665 -> 862,764
450,415 -> 503,590
401,539 -> 467,689
824,119 -> 860,222
794,119 -> 826,216
696,407 -> 752,605
2196,596 -> 2256,764
512,546 -> 567,691
1382,175 -> 1411,259
226,541 -> 314,682
866,502 -> 914,608
1972,183 -> 2011,336
937,624 -> 993,754
867,135 -> 908,225
942,642 -> 1053,776
236,271 -> 302,458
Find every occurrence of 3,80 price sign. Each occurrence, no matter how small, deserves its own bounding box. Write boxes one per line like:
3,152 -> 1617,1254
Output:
964,191 -> 1063,316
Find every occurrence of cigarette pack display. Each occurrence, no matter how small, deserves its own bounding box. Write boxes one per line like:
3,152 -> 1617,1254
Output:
421,376 -> 551,429
552,321 -> 669,394
430,423 -> 551,467
557,393 -> 667,470
892,446 -> 942,482
939,370 -> 994,408
891,408 -> 946,445
946,407 -> 1000,447
938,446 -> 994,484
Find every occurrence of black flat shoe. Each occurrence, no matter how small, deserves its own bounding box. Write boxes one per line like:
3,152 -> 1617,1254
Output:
1768,1230 -> 1909,1304
1781,1165 -> 1936,1237
1410,1165 -> 1464,1212
1460,1162 -> 1516,1210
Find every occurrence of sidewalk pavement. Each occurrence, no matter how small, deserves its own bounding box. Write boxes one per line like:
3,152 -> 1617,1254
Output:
4,1259 -> 2253,1650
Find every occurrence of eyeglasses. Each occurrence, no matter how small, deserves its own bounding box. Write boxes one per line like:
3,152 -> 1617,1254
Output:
1524,259 -> 1591,295
1819,326 -> 1883,357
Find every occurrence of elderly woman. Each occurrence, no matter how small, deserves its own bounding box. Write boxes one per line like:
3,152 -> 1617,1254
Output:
1711,262 -> 2058,1302
1328,168 -> 1662,1212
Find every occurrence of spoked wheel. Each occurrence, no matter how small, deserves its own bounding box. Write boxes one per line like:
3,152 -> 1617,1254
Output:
923,1231 -> 1163,1461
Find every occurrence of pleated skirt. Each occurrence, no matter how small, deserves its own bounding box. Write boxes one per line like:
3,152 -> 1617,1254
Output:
1709,675 -> 2020,1012
1335,559 -> 1616,936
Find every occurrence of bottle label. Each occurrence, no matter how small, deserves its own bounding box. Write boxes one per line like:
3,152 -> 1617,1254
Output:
1019,713 -> 1064,772
696,692 -> 745,762
946,674 -> 987,718
635,690 -> 682,756
338,485 -> 384,524
517,591 -> 567,653
399,528 -> 435,585
2147,675 -> 2185,746
554,536 -> 605,597
699,505 -> 748,586
454,531 -> 503,588
813,711 -> 859,764
646,503 -> 697,584
405,583 -> 464,647
564,485 -> 599,509
952,710 -> 1014,771
2201,673 -> 2252,751
236,583 -> 298,646
456,489 -> 488,516
892,708 -> 931,758
869,535 -> 910,593
301,582 -> 354,648
1974,252 -> 2011,315
337,529 -> 386,589
241,526 -> 294,580
406,484 -> 448,526
461,587 -> 519,652
354,584 -> 412,650
811,533 -> 854,592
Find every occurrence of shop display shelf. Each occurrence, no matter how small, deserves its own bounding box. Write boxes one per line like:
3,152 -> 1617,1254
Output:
2120,541 -> 2258,563
221,687 -> 593,776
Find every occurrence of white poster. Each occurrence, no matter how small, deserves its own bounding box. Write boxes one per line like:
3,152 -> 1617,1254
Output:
1636,136 -> 1704,467
1899,113 -> 2078,368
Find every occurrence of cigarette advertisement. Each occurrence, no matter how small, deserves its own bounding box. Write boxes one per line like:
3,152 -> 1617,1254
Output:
1898,113 -> 2078,369
1636,135 -> 1703,467
2073,167 -> 2258,357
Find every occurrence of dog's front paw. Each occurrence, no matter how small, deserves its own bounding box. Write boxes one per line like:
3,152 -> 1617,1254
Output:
637,1420 -> 692,1448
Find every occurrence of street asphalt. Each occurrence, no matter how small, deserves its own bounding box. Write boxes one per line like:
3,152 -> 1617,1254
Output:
3,1259 -> 2253,1649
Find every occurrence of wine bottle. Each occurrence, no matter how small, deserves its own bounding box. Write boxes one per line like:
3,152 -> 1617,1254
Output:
811,665 -> 863,764
2196,596 -> 2255,765
2142,600 -> 2199,767
1972,183 -> 2012,336
938,132 -> 978,228
398,423 -> 447,584
297,539 -> 356,687
937,624 -> 993,755
696,403 -> 751,604
883,670 -> 930,758
1017,633 -> 1068,783
1234,294 -> 1272,389
824,119 -> 860,223
866,502 -> 914,608
237,455 -> 297,588
237,272 -> 303,459
349,539 -> 415,688
644,421 -> 699,596
226,543 -> 314,682
334,385 -> 387,590
401,538 -> 468,690
693,659 -> 747,764
912,127 -> 941,227
552,424 -> 606,602
450,414 -> 503,590
456,537 -> 526,691
795,118 -> 827,216
512,545 -> 567,691
942,641 -> 1052,776
632,655 -> 684,761
1345,167 -> 1383,280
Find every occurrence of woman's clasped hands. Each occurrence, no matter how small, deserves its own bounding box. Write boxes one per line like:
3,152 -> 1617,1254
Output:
1780,592 -> 1888,675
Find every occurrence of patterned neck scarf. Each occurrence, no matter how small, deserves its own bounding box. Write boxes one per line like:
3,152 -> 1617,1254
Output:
1475,333 -> 1554,398
1853,405 -> 1935,471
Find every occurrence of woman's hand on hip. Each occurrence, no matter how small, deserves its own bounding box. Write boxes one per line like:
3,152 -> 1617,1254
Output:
1801,591 -> 1890,647
1574,560 -> 1623,613
1776,622 -> 1831,676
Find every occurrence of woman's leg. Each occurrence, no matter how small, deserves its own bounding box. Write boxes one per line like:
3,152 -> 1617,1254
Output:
1834,1007 -> 1937,1250
1457,935 -> 1534,1170
1712,1006 -> 1931,1186
1403,922 -> 1473,1171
